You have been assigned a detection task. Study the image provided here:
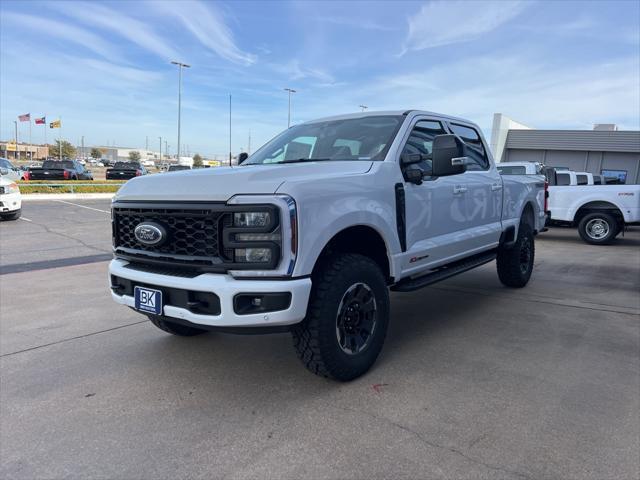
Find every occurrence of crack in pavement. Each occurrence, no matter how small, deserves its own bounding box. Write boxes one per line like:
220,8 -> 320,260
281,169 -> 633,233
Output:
332,404 -> 533,480
0,320 -> 147,357
11,217 -> 110,255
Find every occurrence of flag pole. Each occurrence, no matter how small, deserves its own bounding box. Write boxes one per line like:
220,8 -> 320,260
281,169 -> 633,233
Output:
59,116 -> 62,160
44,115 -> 47,152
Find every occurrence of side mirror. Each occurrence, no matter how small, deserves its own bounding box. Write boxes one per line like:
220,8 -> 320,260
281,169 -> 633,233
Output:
432,134 -> 467,176
0,168 -> 9,176
238,152 -> 249,164
401,153 -> 428,166
403,164 -> 424,185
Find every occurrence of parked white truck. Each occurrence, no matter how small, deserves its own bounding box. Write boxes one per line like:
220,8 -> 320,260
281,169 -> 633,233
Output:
109,111 -> 546,380
499,161 -> 640,245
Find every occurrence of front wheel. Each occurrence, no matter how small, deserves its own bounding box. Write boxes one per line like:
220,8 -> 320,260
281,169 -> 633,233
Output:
497,223 -> 535,288
1,209 -> 21,221
577,212 -> 619,245
292,253 -> 389,381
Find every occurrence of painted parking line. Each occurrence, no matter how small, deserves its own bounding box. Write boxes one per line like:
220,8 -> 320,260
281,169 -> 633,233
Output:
19,217 -> 33,222
52,199 -> 110,214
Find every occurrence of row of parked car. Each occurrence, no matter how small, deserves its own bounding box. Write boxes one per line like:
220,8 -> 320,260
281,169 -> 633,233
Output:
497,161 -> 640,245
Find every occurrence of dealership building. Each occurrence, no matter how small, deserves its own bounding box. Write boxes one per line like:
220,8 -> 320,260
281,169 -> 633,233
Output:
490,114 -> 640,184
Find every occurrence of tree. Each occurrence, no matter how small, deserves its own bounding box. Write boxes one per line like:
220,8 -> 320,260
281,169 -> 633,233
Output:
193,153 -> 203,167
51,140 -> 76,159
129,151 -> 141,161
90,148 -> 102,160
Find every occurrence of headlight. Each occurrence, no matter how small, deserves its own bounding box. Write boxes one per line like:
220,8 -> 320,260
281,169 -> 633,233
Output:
234,248 -> 273,263
5,183 -> 20,194
234,211 -> 271,228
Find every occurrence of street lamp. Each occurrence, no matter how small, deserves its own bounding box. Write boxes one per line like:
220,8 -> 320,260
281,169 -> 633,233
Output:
284,88 -> 296,127
359,104 -> 368,112
171,61 -> 191,161
158,136 -> 162,163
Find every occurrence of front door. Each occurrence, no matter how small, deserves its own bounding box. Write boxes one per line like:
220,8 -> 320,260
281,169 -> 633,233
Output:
400,118 -> 469,276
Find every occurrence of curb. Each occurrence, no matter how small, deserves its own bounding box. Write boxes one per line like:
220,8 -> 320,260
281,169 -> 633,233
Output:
21,193 -> 115,201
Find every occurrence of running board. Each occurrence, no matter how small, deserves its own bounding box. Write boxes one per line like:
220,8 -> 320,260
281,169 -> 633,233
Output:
391,250 -> 497,292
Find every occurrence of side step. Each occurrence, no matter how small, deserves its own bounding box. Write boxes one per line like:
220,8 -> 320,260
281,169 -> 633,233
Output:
391,250 -> 497,292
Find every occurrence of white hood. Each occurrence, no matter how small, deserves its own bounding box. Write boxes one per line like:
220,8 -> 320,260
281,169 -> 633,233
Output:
114,161 -> 373,202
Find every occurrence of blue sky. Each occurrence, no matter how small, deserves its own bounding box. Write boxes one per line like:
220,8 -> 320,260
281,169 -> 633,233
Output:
1,0 -> 639,158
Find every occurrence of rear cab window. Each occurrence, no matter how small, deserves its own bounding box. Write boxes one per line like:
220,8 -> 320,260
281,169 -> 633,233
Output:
497,165 -> 527,175
448,123 -> 489,170
557,173 -> 570,186
576,174 -> 588,185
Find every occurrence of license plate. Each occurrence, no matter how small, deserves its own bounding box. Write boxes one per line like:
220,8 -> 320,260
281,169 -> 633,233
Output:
134,286 -> 163,314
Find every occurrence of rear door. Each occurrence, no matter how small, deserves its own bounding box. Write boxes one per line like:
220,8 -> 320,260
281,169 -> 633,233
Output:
447,122 -> 503,251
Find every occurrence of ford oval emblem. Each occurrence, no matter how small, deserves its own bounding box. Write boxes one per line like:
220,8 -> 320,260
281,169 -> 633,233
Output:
134,222 -> 166,246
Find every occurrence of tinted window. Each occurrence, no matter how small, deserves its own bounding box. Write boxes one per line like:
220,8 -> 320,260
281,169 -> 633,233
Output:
244,115 -> 403,165
401,120 -> 447,175
576,174 -> 588,185
43,160 -> 74,169
449,123 -> 488,170
557,173 -> 570,186
593,175 -> 602,184
114,162 -> 139,170
497,165 -> 526,175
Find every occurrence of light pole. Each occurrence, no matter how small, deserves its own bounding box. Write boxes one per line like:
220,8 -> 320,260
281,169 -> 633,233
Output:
359,104 -> 368,112
284,88 -> 296,127
158,136 -> 162,164
171,61 -> 190,161
13,121 -> 18,160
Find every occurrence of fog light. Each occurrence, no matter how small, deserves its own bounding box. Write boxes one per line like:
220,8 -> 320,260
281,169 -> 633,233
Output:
235,248 -> 272,263
234,293 -> 292,315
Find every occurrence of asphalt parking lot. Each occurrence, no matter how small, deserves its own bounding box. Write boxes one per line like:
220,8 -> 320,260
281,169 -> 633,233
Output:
1,200 -> 639,480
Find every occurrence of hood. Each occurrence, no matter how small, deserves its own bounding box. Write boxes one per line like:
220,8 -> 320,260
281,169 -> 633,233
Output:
114,161 -> 373,202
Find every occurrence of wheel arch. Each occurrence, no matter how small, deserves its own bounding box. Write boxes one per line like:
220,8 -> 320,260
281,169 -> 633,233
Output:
574,201 -> 624,225
310,225 -> 393,283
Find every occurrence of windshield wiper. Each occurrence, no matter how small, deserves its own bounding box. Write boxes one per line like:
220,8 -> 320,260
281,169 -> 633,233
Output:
277,158 -> 334,164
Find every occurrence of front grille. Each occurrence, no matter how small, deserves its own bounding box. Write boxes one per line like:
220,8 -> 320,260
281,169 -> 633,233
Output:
113,204 -> 227,266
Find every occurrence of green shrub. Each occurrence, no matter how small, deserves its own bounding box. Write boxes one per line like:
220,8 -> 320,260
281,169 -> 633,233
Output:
19,184 -> 121,194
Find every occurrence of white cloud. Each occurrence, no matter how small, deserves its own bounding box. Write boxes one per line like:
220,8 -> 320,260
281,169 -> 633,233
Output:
316,16 -> 396,31
271,59 -> 334,84
1,12 -> 120,61
53,2 -> 180,61
402,0 -> 529,53
149,0 -> 256,66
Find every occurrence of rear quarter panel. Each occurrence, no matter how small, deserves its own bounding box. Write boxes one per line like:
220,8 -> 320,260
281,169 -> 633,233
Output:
501,174 -> 545,233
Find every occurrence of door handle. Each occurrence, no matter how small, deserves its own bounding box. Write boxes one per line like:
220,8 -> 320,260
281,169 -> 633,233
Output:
491,183 -> 503,191
453,185 -> 467,194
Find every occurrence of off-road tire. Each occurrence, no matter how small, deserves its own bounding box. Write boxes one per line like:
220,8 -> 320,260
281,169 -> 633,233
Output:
147,314 -> 207,336
1,209 -> 21,221
292,253 -> 389,381
497,223 -> 534,288
577,212 -> 619,245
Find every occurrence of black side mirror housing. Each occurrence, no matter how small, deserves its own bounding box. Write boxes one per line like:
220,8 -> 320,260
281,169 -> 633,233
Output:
403,164 -> 424,185
238,152 -> 249,164
401,153 -> 428,166
432,134 -> 467,176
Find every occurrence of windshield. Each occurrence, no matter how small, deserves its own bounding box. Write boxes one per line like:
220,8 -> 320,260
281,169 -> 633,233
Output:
243,115 -> 404,165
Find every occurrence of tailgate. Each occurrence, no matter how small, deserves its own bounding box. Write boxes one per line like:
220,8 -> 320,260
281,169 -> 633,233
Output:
29,169 -> 66,179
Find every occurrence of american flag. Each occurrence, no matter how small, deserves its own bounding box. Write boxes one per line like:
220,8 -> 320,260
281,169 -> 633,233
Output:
18,113 -> 31,122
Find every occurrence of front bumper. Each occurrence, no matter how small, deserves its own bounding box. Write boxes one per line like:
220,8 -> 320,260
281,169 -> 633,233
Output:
0,192 -> 22,213
108,259 -> 312,328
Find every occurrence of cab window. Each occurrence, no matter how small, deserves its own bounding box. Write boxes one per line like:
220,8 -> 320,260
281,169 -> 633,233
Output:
449,123 -> 489,171
400,120 -> 447,175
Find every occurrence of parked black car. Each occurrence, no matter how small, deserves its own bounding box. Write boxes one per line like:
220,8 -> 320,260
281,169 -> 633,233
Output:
26,160 -> 93,180
106,162 -> 148,180
167,165 -> 191,172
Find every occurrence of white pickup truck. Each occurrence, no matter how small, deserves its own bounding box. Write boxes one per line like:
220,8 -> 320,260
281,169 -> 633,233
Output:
498,162 -> 640,244
109,111 -> 546,380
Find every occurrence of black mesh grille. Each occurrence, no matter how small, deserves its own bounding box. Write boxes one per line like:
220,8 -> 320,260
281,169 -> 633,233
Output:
113,206 -> 226,262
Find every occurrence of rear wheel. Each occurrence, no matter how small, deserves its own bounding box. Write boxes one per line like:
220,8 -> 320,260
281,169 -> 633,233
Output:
147,314 -> 208,336
292,253 -> 389,381
497,222 -> 535,288
577,212 -> 619,245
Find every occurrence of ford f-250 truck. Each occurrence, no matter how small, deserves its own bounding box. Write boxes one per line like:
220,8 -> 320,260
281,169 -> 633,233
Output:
109,111 -> 546,380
